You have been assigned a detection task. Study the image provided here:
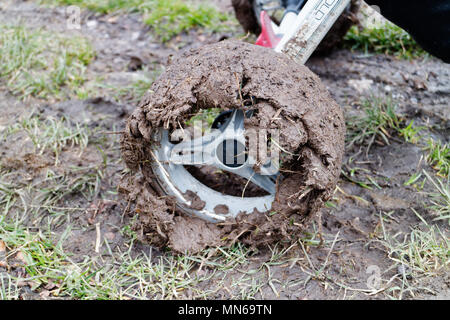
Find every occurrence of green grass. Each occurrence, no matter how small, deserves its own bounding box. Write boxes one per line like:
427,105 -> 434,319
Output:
346,95 -> 401,153
423,171 -> 450,225
0,216 -> 70,291
77,70 -> 158,103
0,213 -> 258,299
113,79 -> 154,103
21,116 -> 89,165
425,139 -> 450,178
141,1 -> 231,42
40,0 -> 144,14
398,120 -> 424,144
344,23 -> 426,59
341,165 -> 382,190
0,273 -> 21,300
376,209 -> 449,299
41,0 -> 235,42
346,95 -> 441,156
0,24 -> 94,100
185,108 -> 222,128
1,116 -> 91,166
0,115 -> 102,222
111,66 -> 160,103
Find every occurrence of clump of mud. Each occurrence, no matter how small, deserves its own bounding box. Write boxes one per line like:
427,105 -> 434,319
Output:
231,0 -> 360,54
120,40 -> 345,253
231,0 -> 261,35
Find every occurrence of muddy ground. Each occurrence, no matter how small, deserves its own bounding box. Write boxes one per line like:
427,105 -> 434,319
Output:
0,0 -> 448,300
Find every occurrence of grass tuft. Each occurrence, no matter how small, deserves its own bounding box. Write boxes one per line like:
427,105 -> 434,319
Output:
0,24 -> 94,100
0,115 -> 101,221
186,108 -> 222,128
424,139 -> 450,178
344,23 -> 426,59
346,95 -> 400,153
377,211 -> 449,299
21,117 -> 89,164
141,0 -> 231,42
398,120 -> 424,144
384,224 -> 448,276
423,171 -> 450,225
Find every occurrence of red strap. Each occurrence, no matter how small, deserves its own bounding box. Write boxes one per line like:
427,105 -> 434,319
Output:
255,11 -> 281,48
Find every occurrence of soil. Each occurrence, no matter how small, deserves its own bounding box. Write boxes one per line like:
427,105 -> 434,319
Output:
0,0 -> 448,300
231,0 -> 361,54
186,165 -> 269,197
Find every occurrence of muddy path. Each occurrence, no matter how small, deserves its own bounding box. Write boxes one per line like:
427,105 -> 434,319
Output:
0,0 -> 448,300
308,51 -> 450,136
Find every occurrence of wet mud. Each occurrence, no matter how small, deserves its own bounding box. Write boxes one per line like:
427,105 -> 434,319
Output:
120,40 -> 345,253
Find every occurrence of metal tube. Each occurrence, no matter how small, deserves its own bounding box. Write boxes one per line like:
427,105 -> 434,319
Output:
275,0 -> 351,64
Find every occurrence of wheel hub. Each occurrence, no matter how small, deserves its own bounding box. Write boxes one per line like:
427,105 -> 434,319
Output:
150,109 -> 280,223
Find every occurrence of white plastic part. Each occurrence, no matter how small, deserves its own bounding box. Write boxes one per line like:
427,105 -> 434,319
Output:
271,20 -> 280,34
278,11 -> 298,36
275,0 -> 351,64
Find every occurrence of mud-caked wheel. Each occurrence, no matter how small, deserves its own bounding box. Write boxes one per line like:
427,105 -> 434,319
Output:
231,0 -> 361,54
120,40 -> 345,253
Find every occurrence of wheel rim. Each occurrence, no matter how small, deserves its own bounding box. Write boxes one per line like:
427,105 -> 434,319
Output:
150,109 -> 280,223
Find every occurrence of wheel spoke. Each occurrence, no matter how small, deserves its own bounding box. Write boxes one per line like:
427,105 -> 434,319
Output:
221,109 -> 245,137
233,161 -> 277,194
169,132 -> 218,165
158,109 -> 278,195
